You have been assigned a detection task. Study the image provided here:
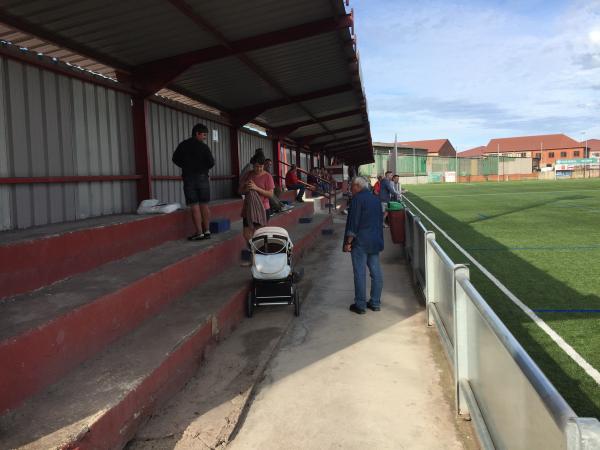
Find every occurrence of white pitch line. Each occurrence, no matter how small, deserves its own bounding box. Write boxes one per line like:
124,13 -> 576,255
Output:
414,189 -> 600,199
403,196 -> 600,386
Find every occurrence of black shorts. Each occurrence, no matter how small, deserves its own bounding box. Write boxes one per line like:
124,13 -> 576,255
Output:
242,209 -> 271,227
183,174 -> 210,205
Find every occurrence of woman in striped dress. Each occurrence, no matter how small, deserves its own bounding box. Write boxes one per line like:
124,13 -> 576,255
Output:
239,153 -> 275,242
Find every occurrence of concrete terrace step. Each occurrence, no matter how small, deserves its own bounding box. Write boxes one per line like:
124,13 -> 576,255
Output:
0,197 -> 255,300
0,202 -> 314,414
0,213 -> 332,450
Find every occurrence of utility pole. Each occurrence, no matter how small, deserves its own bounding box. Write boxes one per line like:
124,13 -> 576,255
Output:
412,147 -> 416,183
497,143 -> 500,182
392,133 -> 398,175
455,151 -> 458,183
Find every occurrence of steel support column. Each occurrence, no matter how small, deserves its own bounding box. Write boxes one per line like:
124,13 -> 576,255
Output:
230,127 -> 241,195
272,139 -> 282,187
132,96 -> 152,203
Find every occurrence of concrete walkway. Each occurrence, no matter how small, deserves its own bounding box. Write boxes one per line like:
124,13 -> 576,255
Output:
228,221 -> 477,450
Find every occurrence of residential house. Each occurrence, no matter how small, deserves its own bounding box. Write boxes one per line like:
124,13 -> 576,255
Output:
485,134 -> 585,168
397,139 -> 457,157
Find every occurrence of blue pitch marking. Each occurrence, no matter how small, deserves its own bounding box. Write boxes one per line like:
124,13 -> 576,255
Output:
533,309 -> 600,313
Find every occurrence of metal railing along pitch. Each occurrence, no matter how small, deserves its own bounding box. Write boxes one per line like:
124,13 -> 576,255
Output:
404,208 -> 600,450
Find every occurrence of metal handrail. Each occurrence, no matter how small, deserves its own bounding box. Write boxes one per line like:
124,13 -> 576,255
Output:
279,160 -> 335,189
279,160 -> 338,214
456,273 -> 576,429
404,205 -> 600,449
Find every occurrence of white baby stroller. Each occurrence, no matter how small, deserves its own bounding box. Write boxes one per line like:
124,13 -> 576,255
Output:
246,226 -> 300,317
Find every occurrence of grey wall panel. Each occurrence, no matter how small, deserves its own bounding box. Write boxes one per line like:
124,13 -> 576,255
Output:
25,65 -> 49,227
238,130 -> 273,172
58,74 -> 77,223
72,79 -> 91,220
300,152 -> 308,171
0,56 -> 136,231
43,70 -> 65,224
107,89 -> 123,214
8,59 -> 33,229
0,57 -> 11,230
148,101 -> 232,202
283,146 -> 292,167
97,87 -> 112,214
85,83 -> 103,218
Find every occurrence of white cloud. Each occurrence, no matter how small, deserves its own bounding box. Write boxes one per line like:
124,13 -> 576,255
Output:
354,0 -> 600,149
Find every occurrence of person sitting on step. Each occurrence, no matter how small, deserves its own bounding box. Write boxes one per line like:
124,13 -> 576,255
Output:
285,164 -> 305,202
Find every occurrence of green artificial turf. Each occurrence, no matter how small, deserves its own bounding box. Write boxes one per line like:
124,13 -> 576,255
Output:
404,178 -> 600,418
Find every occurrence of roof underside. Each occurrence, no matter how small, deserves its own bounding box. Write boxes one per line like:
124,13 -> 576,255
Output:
0,0 -> 373,163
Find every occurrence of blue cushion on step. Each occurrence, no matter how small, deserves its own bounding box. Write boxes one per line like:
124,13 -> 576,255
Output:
209,218 -> 230,233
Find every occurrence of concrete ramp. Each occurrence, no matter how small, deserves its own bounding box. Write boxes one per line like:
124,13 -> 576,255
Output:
129,221 -> 477,450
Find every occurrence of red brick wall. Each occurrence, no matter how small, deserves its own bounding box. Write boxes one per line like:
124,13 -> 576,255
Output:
529,147 -> 585,167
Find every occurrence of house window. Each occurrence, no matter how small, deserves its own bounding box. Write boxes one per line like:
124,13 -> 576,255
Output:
521,152 -> 526,157
560,151 -> 567,157
535,153 -> 541,158
574,151 -> 580,157
549,152 -> 555,158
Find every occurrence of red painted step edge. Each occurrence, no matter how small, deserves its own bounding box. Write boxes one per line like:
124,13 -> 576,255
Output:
63,215 -> 332,450
0,199 -> 246,300
0,203 -> 313,414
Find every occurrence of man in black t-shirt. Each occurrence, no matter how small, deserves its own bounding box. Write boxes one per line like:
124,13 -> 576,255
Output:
172,123 -> 215,241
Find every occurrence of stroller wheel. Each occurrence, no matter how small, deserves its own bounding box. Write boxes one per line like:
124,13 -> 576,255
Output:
246,290 -> 254,318
293,287 -> 300,317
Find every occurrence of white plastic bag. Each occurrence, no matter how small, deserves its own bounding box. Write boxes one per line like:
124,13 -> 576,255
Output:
137,199 -> 181,215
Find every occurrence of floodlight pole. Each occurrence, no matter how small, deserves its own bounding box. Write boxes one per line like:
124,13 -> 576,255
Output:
497,143 -> 500,182
392,133 -> 398,175
455,152 -> 458,183
413,147 -> 416,183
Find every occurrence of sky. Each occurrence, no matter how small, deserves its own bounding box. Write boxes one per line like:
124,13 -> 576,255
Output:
352,0 -> 600,151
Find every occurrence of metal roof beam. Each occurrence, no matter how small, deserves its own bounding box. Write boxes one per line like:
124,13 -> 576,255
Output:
297,124 -> 365,141
229,84 -> 354,127
0,9 -> 130,72
129,14 -> 353,96
167,0 -> 354,140
331,146 -> 368,155
317,132 -> 369,146
268,108 -> 365,138
324,138 -> 369,151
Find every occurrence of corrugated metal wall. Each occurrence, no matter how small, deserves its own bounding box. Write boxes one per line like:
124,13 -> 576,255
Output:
0,55 -> 136,231
283,146 -> 292,166
300,152 -> 308,171
147,101 -> 232,204
238,129 -> 273,173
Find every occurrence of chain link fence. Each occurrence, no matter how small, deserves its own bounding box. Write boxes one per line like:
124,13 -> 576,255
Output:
360,154 -> 536,183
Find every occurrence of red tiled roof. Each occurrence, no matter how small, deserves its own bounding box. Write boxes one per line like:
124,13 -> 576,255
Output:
459,146 -> 486,157
397,139 -> 450,154
581,139 -> 600,151
485,134 -> 581,153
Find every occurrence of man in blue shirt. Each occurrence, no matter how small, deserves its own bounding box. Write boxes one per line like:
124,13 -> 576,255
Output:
379,171 -> 401,226
343,176 -> 384,314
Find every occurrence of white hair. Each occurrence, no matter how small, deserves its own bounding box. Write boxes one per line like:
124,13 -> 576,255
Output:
351,176 -> 369,190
